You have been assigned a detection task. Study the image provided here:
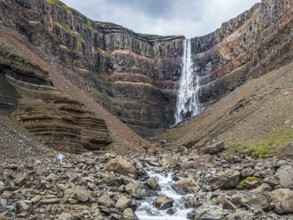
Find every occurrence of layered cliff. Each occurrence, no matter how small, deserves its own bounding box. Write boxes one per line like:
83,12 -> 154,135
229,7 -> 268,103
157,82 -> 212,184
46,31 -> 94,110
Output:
0,0 -> 292,140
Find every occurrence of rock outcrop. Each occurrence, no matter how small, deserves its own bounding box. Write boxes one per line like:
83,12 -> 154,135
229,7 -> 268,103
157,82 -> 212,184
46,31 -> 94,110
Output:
0,0 -> 291,137
0,31 -> 112,153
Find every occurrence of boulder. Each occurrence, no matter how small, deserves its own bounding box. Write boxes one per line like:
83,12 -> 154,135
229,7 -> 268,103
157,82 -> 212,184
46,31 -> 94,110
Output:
125,182 -> 147,197
173,178 -> 200,194
159,156 -> 178,169
115,196 -> 131,210
193,204 -> 224,220
215,195 -> 237,210
98,195 -> 114,207
153,195 -> 174,210
275,165 -> 293,188
209,169 -> 240,190
64,186 -> 91,203
225,210 -> 254,220
270,188 -> 293,214
200,142 -> 225,155
121,208 -> 138,220
146,177 -> 160,190
279,142 -> 293,160
104,157 -> 137,176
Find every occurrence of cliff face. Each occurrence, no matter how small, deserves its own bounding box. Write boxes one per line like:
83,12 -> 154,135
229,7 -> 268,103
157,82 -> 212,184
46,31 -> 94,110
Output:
0,0 -> 292,138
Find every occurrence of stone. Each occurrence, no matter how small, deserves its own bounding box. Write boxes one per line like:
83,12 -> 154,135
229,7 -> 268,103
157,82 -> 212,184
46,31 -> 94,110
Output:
247,196 -> 269,210
145,177 -> 160,190
250,183 -> 272,193
215,195 -> 237,210
240,167 -> 255,178
173,178 -> 200,194
98,195 -> 114,207
31,195 -> 41,204
209,169 -> 240,190
279,142 -> 293,160
200,142 -> 225,155
125,182 -> 148,198
270,188 -> 293,214
14,172 -> 33,186
230,194 -> 243,206
193,204 -> 224,220
121,208 -> 138,220
115,196 -> 131,210
153,195 -> 174,210
64,186 -> 91,203
104,157 -> 137,176
225,210 -> 254,220
39,198 -> 60,205
159,156 -> 178,169
275,165 -> 293,188
57,212 -> 73,220
16,201 -> 29,212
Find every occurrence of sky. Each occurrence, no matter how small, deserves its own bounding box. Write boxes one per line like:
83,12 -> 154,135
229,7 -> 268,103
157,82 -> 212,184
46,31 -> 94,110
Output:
60,0 -> 261,38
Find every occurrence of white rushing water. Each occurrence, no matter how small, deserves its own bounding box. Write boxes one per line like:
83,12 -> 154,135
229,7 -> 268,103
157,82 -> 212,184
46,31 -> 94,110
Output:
175,39 -> 201,124
135,165 -> 193,219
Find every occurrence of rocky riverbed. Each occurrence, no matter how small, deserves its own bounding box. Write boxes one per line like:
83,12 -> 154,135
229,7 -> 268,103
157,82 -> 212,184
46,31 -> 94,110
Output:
0,142 -> 293,220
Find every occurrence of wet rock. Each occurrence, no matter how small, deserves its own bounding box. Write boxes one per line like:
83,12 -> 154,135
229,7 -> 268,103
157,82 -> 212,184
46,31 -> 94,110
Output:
275,165 -> 293,188
153,195 -> 174,210
145,177 -> 160,190
200,142 -> 225,155
270,188 -> 293,214
209,169 -> 240,190
104,157 -> 137,176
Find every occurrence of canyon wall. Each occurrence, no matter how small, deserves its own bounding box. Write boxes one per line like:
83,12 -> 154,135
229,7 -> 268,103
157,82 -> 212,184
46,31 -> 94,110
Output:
0,0 -> 292,137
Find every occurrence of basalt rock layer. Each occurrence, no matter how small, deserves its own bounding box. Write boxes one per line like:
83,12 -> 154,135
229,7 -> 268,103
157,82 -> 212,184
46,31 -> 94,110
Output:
0,40 -> 112,153
0,0 -> 292,138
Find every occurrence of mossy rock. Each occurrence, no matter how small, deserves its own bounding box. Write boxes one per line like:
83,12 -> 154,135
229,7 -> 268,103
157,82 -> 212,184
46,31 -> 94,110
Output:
238,176 -> 263,189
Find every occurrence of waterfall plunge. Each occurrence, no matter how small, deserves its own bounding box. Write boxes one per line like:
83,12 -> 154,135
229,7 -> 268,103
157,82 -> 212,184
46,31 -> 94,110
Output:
175,39 -> 201,124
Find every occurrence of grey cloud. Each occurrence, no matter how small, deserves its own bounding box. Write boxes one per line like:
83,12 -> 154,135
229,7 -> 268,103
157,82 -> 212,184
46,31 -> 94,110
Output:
61,0 -> 260,38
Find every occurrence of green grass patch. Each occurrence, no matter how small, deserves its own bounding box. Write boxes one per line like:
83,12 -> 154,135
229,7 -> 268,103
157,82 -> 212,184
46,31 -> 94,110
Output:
239,176 -> 263,189
221,123 -> 293,158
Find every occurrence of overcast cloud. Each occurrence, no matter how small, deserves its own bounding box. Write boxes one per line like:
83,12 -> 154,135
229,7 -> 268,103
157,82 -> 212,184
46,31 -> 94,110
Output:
60,0 -> 260,38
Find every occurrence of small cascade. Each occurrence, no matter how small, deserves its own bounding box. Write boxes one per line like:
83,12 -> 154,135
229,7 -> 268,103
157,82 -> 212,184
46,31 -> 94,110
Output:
135,165 -> 192,219
175,39 -> 201,124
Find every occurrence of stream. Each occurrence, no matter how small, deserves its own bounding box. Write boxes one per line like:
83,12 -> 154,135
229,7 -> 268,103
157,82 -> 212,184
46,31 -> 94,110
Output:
135,164 -> 193,219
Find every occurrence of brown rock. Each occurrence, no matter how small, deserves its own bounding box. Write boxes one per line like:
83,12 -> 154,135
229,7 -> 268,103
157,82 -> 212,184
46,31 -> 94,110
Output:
121,208 -> 138,220
153,195 -> 174,210
64,186 -> 91,203
279,142 -> 293,160
104,157 -> 137,176
209,169 -> 240,190
159,156 -> 178,169
200,142 -> 225,155
275,165 -> 293,188
270,188 -> 293,214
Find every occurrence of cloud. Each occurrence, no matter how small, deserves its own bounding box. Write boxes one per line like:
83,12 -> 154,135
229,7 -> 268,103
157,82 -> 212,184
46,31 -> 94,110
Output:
61,0 -> 260,38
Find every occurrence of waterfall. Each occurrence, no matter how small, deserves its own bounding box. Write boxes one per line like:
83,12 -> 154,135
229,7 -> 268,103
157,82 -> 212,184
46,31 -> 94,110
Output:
175,39 -> 201,124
